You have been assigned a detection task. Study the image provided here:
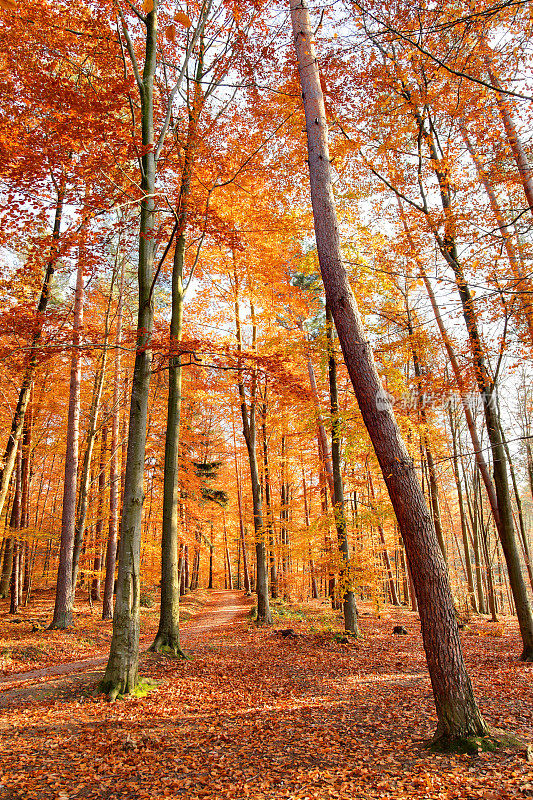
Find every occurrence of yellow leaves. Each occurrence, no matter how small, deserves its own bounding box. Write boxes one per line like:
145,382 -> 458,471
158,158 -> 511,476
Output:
0,0 -> 16,10
142,0 -> 154,13
175,10 -> 192,28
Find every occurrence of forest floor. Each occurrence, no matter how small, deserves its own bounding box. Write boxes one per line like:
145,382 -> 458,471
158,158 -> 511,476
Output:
0,591 -> 532,800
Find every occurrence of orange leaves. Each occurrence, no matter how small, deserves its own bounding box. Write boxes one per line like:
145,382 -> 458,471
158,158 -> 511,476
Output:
0,0 -> 16,10
165,11 -> 192,42
175,10 -> 192,28
165,24 -> 176,43
142,0 -> 154,13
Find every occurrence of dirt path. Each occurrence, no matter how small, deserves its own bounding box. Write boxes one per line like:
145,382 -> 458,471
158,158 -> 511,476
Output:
0,590 -> 251,702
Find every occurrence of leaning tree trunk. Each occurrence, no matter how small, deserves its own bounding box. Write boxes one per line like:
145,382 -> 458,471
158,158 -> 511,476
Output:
407,99 -> 533,660
290,0 -> 487,743
101,6 -> 158,699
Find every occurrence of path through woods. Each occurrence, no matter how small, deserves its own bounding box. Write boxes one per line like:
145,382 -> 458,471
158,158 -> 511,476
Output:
0,592 -> 532,799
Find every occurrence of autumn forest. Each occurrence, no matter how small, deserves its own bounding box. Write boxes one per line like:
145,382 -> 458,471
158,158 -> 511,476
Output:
1,0 -> 533,798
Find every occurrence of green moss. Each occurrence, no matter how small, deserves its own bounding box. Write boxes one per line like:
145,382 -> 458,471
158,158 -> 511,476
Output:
427,728 -> 526,754
127,678 -> 160,698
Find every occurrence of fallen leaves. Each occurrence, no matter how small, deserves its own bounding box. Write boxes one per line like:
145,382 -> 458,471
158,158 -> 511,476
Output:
0,593 -> 532,800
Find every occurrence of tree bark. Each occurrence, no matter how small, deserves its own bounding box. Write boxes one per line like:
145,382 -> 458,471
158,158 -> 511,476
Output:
9,446 -> 22,614
326,305 -> 359,631
51,233 -> 85,629
101,6 -> 158,698
235,277 -> 271,624
102,256 -> 125,620
290,0 -> 487,742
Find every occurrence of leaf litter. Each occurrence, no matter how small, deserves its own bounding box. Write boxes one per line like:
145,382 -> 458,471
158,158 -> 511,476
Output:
0,591 -> 532,800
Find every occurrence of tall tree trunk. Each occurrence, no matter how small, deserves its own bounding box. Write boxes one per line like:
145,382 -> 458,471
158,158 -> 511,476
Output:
448,404 -> 477,612
280,434 -> 291,601
21,401 -> 32,594
224,512 -> 233,590
150,231 -> 186,656
92,425 -> 107,602
9,447 -> 22,615
101,6 -> 158,698
71,326 -> 109,594
234,277 -> 271,624
152,39 -> 204,654
102,257 -> 125,620
290,0 -> 487,742
407,99 -> 533,659
261,396 -> 278,599
50,235 -> 85,629
483,51 -> 533,217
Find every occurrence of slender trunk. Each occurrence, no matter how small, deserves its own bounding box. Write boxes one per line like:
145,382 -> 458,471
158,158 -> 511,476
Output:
235,278 -> 271,624
102,258 -> 125,620
291,0 -> 487,741
92,425 -> 107,602
152,42 -> 204,652
151,233 -> 185,655
51,236 -> 85,629
301,457 -> 319,599
326,305 -> 359,631
0,537 -> 13,598
448,404 -> 477,612
72,285 -> 112,594
461,126 -> 533,344
21,403 -> 32,593
484,52 -> 533,216
224,512 -> 233,590
9,447 -> 22,614
280,434 -> 291,601
409,102 -> 533,659
367,468 -> 400,606
261,397 -> 278,599
233,421 -> 251,595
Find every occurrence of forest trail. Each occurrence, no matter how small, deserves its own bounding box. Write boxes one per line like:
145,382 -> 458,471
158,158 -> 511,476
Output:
0,590 -> 251,702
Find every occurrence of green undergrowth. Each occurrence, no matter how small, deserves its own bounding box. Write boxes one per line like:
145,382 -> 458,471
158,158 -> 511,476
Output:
270,599 -> 305,623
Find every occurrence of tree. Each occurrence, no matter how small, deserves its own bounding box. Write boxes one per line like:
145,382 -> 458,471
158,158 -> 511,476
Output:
289,0 -> 487,745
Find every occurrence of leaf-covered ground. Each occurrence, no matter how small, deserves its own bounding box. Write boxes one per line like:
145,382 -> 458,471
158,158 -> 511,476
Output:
0,589 -> 208,676
1,591 -> 532,800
